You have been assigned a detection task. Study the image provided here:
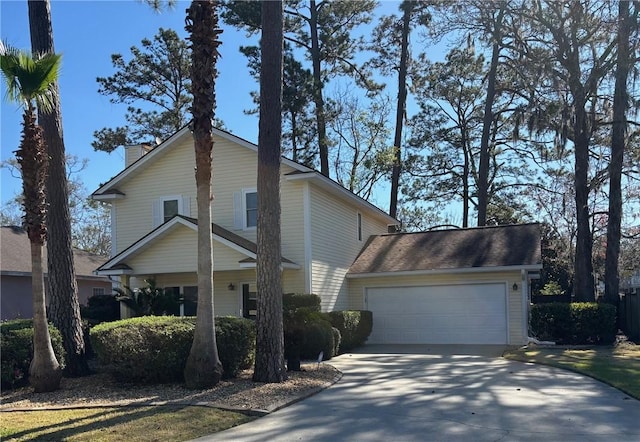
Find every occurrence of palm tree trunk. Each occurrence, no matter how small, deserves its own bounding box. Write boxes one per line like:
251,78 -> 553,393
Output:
183,0 -> 223,389
29,239 -> 62,392
28,0 -> 88,376
254,0 -> 287,383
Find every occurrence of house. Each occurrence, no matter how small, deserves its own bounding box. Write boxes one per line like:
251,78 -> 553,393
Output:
91,126 -> 541,345
0,225 -> 113,320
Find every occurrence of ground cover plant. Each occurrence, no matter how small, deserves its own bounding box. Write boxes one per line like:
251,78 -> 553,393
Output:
0,405 -> 253,441
503,340 -> 640,399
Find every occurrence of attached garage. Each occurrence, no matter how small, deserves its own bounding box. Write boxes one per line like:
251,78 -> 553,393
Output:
347,224 -> 543,346
365,283 -> 508,345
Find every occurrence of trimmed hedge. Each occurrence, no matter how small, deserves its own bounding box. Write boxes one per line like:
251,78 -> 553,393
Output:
325,310 -> 372,352
1,319 -> 65,389
530,302 -> 616,345
283,293 -> 321,312
90,316 -> 255,383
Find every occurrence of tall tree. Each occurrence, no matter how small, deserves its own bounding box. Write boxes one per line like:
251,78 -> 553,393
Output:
604,0 -> 636,306
476,1 -> 506,226
254,0 -> 287,383
240,43 -> 317,167
368,0 -> 427,218
28,0 -> 89,377
517,0 -> 618,301
93,28 -> 195,153
0,43 -> 62,392
183,0 -> 224,389
223,0 -> 378,178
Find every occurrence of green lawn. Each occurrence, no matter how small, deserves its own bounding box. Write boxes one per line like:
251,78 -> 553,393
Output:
0,405 -> 254,442
503,341 -> 640,400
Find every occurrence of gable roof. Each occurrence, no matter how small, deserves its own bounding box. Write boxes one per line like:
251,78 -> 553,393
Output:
91,125 -> 397,224
0,226 -> 109,280
347,223 -> 542,277
96,215 -> 299,275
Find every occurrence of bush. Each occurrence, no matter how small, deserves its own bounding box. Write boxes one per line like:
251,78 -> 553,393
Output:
530,302 -> 616,345
283,293 -> 321,312
284,306 -> 337,364
325,310 -> 372,353
80,294 -> 120,325
1,319 -> 65,389
213,317 -> 256,378
90,316 -> 256,384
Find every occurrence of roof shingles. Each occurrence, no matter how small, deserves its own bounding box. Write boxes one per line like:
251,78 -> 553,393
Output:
348,223 -> 542,275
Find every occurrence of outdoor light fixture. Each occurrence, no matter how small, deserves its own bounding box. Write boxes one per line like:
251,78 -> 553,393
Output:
228,283 -> 235,291
513,283 -> 518,291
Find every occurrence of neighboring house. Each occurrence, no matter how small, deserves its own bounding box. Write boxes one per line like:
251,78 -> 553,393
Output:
1,225 -> 113,320
91,126 -> 541,345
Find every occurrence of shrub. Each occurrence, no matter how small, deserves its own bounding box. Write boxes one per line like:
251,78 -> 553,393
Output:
283,293 -> 321,312
325,310 -> 373,352
80,294 -> 120,325
91,316 -> 193,383
213,317 -> 256,378
530,302 -> 616,345
90,316 -> 255,383
284,306 -> 337,364
1,319 -> 65,389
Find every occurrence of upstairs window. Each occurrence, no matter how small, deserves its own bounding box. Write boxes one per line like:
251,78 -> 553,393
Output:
245,191 -> 257,228
152,195 -> 190,228
357,212 -> 362,241
163,198 -> 179,223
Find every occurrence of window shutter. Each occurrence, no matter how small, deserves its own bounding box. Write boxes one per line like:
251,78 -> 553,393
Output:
152,199 -> 161,228
181,196 -> 191,218
233,191 -> 243,230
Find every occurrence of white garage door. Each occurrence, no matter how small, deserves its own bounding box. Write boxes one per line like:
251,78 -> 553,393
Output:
366,283 -> 508,345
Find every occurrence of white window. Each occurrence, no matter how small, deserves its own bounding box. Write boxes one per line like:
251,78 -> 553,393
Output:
92,287 -> 106,297
357,212 -> 362,241
244,190 -> 257,229
162,199 -> 180,223
152,195 -> 190,228
233,189 -> 258,230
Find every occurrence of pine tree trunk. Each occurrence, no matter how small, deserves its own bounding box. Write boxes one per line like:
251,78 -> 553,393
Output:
389,1 -> 412,220
183,0 -> 223,389
477,17 -> 502,226
310,0 -> 329,177
254,0 -> 287,383
573,104 -> 595,301
28,0 -> 88,376
604,0 -> 631,311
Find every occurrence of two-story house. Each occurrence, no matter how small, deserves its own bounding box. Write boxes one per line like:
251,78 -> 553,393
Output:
92,126 -> 541,346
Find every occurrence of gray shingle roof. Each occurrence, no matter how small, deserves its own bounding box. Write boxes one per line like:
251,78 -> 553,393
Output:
1,226 -> 109,278
348,223 -> 542,275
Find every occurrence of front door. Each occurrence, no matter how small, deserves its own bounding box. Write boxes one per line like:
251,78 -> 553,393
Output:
242,283 -> 257,319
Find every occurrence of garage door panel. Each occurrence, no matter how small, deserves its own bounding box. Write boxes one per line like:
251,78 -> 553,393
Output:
366,283 -> 507,345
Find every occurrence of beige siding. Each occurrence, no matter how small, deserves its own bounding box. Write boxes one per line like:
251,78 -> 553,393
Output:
127,225 -> 197,274
346,271 -> 526,345
115,133 -> 196,252
309,186 -> 388,312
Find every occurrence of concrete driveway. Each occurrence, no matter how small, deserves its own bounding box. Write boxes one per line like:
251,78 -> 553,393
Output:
197,345 -> 640,441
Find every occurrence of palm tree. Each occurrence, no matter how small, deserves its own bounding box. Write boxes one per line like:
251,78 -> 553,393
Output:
0,43 -> 62,392
29,0 -> 89,377
183,0 -> 224,389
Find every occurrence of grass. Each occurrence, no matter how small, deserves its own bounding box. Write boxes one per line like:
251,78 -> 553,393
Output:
503,341 -> 640,400
0,405 -> 254,442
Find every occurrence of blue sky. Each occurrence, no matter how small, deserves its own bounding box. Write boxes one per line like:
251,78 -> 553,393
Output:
1,0 -> 409,213
0,0 -> 263,208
